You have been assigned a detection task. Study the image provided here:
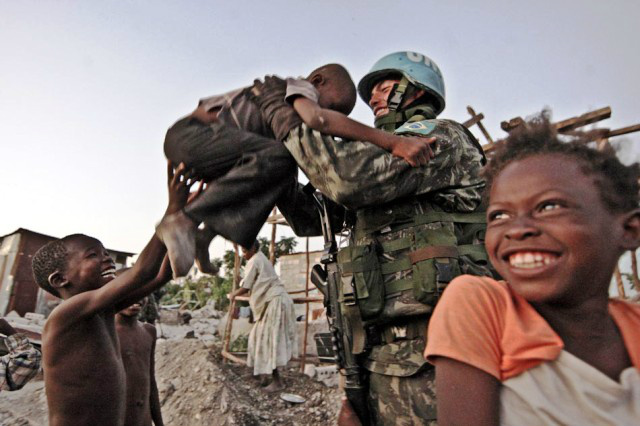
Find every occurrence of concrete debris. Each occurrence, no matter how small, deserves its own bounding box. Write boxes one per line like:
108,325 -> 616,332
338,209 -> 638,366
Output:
0,314 -> 341,425
303,364 -> 339,388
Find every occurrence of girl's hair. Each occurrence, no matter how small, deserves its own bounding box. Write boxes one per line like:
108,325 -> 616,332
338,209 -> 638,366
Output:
483,112 -> 640,213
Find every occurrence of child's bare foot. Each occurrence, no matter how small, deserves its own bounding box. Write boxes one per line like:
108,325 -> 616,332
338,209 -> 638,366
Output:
259,375 -> 271,387
156,211 -> 197,278
263,378 -> 284,393
195,226 -> 218,274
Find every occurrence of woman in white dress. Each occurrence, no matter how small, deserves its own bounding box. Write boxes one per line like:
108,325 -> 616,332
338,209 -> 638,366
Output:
229,241 -> 298,392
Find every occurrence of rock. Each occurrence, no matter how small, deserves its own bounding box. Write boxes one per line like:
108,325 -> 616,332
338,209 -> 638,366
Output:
179,311 -> 193,324
170,378 -> 183,390
303,364 -> 316,378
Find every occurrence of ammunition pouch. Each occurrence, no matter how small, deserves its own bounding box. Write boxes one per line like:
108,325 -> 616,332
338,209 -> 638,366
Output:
337,243 -> 385,321
338,200 -> 490,327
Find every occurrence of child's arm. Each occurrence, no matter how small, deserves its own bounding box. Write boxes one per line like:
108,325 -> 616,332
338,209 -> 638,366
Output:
51,163 -> 193,323
145,324 -> 164,426
114,255 -> 171,313
292,96 -> 435,167
434,357 -> 500,426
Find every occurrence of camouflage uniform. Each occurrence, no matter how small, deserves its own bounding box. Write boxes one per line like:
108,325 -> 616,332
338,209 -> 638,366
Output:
252,69 -> 491,425
283,118 -> 491,426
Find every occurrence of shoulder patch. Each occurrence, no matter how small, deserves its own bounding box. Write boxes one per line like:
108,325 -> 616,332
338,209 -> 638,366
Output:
394,120 -> 437,137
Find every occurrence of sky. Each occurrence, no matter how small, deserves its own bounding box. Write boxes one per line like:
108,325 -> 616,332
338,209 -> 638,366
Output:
1,0 -> 639,265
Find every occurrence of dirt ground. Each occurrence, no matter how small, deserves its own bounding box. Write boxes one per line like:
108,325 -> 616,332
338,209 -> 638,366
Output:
0,339 -> 341,426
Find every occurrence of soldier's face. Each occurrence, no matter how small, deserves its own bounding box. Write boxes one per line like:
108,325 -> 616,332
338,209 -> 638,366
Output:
369,79 -> 399,118
369,79 -> 427,118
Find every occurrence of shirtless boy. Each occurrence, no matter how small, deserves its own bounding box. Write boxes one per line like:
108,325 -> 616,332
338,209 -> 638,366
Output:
31,163 -> 192,426
160,64 -> 435,277
116,300 -> 163,426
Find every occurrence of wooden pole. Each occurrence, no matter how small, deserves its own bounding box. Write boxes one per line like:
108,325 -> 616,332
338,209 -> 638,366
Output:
614,265 -> 626,299
222,244 -> 241,363
301,238 -> 311,371
269,207 -> 277,265
630,250 -> 640,292
467,106 -> 495,146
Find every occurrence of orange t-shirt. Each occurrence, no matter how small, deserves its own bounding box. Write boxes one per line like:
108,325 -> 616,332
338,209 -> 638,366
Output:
424,275 -> 640,381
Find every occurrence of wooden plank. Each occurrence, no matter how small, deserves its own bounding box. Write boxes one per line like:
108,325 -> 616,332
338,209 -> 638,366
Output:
462,112 -> 484,128
221,350 -> 247,365
500,116 -> 524,132
269,208 -> 277,264
631,250 -> 640,291
555,107 -> 611,132
614,266 -> 626,299
222,244 -> 242,362
232,295 -> 323,304
608,123 -> 640,138
467,106 -> 495,145
301,238 -> 311,372
266,213 -> 287,225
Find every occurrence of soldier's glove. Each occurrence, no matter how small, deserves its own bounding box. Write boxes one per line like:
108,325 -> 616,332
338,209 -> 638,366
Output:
249,76 -> 299,141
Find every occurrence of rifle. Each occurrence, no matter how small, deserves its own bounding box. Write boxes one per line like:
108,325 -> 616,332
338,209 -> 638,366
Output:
307,188 -> 370,425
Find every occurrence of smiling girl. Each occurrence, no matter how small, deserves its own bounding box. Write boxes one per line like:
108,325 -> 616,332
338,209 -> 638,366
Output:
424,114 -> 640,426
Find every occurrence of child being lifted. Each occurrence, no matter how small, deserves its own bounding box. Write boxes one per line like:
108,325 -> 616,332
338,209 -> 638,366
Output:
425,114 -> 640,426
160,64 -> 435,277
31,162 -> 193,426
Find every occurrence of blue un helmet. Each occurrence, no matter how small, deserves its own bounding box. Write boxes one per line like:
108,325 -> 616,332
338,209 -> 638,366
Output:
358,51 -> 446,115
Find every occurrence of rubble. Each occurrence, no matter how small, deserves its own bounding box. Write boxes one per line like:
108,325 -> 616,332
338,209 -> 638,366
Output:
0,306 -> 342,425
303,364 -> 339,388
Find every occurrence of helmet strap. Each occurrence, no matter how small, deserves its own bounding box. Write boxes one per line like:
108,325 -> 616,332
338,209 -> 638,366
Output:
374,103 -> 437,132
387,76 -> 409,111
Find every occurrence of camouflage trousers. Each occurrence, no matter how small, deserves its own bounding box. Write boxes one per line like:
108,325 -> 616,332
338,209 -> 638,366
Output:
369,365 -> 438,426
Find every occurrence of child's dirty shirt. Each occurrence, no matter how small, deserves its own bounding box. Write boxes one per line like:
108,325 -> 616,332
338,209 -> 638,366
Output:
425,275 -> 640,426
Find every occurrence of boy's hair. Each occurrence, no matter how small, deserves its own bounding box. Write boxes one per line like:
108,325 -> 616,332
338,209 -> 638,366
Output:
32,234 -> 91,298
483,112 -> 640,213
308,63 -> 357,115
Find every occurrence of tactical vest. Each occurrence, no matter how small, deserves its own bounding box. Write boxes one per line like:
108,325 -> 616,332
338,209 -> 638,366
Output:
336,119 -> 493,330
338,198 -> 490,327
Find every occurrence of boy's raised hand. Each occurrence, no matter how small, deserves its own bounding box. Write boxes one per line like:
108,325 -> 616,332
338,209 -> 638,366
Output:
166,161 -> 198,215
390,135 -> 436,167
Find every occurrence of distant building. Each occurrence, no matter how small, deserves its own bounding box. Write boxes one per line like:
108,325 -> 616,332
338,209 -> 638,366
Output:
0,228 -> 134,316
278,250 -> 324,318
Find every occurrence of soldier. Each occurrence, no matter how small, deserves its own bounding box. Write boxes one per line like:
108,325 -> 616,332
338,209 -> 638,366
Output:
254,51 -> 494,425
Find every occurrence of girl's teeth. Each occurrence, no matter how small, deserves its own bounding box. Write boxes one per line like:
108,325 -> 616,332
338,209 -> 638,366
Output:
509,252 -> 556,268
